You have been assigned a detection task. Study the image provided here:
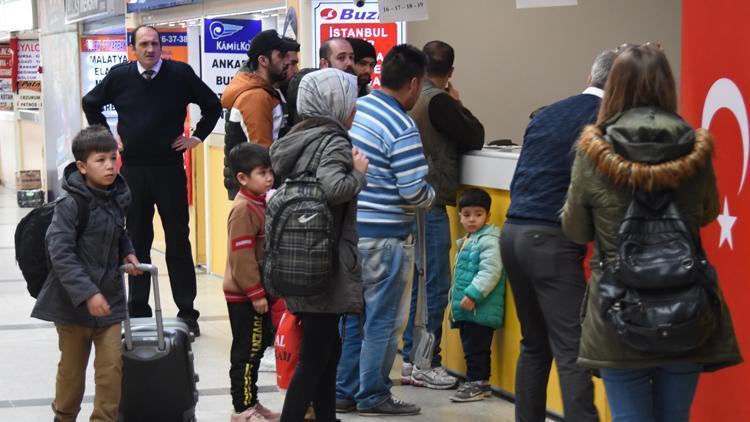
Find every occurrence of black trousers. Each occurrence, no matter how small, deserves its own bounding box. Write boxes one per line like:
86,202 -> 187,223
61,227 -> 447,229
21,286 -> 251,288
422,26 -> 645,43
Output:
500,223 -> 599,422
281,313 -> 341,422
121,164 -> 199,321
227,301 -> 266,412
458,321 -> 495,382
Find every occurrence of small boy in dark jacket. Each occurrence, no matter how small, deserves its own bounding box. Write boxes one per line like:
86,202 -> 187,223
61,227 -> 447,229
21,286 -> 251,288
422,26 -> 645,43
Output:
31,126 -> 141,421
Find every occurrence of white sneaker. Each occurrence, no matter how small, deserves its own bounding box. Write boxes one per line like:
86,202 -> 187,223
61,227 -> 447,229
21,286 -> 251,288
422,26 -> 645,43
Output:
410,366 -> 457,389
259,347 -> 276,372
400,362 -> 415,385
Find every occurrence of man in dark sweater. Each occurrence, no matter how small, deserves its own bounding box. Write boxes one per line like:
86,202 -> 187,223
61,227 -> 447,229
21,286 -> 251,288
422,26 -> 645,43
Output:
82,25 -> 221,336
402,41 -> 484,389
500,49 -> 617,422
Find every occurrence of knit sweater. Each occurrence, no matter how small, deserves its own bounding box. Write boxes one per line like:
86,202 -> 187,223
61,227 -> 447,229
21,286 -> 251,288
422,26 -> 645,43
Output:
349,90 -> 434,238
506,91 -> 601,225
82,60 -> 221,166
223,189 -> 267,302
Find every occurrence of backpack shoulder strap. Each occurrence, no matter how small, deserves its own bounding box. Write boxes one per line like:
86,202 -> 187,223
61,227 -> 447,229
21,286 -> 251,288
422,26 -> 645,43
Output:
69,193 -> 90,240
300,133 -> 338,175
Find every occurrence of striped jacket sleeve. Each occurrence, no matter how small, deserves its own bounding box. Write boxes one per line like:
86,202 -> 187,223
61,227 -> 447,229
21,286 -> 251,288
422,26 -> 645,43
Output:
227,206 -> 265,300
388,126 -> 434,208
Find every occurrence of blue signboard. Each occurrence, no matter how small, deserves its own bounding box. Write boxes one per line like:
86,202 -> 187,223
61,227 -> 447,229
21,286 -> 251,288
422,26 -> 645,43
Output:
127,0 -> 195,13
203,18 -> 262,55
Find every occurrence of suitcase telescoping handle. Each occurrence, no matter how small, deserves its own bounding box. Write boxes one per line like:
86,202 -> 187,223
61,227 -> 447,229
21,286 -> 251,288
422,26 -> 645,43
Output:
120,264 -> 166,352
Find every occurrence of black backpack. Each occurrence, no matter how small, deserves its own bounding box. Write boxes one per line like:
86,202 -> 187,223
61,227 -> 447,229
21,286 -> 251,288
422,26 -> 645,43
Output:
597,189 -> 720,354
15,193 -> 89,298
263,136 -> 338,297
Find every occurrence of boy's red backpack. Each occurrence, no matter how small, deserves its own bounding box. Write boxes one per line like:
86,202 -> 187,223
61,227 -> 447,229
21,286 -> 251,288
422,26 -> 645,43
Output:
275,311 -> 302,390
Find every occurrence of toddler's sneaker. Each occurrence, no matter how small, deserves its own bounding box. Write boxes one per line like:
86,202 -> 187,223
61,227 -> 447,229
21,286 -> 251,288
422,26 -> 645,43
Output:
410,366 -> 457,389
450,381 -> 492,402
254,402 -> 280,421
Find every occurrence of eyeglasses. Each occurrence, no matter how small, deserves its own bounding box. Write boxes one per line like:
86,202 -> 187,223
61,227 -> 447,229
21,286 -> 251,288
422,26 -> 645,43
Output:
615,42 -> 662,54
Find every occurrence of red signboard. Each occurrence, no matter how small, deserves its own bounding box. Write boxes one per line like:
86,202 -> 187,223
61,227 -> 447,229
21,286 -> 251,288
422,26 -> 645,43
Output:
0,45 -> 13,77
320,22 -> 398,89
314,1 -> 405,90
681,1 -> 750,420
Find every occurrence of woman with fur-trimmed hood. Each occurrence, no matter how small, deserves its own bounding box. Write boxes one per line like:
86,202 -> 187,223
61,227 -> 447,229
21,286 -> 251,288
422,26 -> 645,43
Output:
562,44 -> 741,421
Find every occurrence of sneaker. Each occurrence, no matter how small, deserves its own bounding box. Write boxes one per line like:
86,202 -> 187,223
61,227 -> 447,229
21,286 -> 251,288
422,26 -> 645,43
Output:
259,347 -> 276,372
179,317 -> 201,337
409,366 -> 457,389
230,407 -> 270,422
335,397 -> 357,413
400,362 -> 414,385
253,403 -> 280,421
357,395 -> 421,416
450,381 -> 492,402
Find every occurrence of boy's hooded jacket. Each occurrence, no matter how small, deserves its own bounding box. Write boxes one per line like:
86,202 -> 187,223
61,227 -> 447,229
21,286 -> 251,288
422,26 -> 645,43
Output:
450,224 -> 505,329
562,107 -> 742,371
32,162 -> 134,327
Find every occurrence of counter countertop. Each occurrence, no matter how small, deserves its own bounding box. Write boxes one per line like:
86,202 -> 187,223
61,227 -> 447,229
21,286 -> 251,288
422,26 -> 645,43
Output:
460,146 -> 520,191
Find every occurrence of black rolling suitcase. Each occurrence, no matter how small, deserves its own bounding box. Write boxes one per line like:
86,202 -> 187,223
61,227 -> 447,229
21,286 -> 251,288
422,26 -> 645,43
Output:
118,264 -> 199,422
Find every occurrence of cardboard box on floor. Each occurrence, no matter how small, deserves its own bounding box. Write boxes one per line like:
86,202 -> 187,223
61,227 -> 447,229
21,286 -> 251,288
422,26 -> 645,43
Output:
16,170 -> 42,190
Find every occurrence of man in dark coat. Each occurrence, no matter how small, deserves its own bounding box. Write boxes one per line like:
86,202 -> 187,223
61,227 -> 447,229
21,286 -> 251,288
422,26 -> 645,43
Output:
82,25 -> 221,336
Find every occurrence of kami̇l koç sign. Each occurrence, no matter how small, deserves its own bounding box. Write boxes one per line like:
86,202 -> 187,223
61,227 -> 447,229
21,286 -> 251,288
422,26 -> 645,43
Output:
202,18 -> 262,134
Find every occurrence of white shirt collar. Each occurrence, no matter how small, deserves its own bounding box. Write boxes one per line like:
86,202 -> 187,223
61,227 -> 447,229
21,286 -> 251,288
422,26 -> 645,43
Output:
137,58 -> 163,78
582,86 -> 604,98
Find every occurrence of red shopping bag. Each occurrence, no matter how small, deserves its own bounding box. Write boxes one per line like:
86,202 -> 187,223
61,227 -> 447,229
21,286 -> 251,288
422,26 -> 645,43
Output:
275,311 -> 302,389
269,297 -> 287,331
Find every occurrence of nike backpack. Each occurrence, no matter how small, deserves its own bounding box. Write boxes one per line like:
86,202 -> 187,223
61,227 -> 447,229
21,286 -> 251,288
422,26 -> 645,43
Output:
597,189 -> 721,354
264,136 -> 336,297
15,193 -> 89,298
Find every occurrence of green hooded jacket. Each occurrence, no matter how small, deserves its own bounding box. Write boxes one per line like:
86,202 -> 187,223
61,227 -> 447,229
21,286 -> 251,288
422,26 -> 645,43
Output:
450,224 -> 506,329
562,107 -> 742,371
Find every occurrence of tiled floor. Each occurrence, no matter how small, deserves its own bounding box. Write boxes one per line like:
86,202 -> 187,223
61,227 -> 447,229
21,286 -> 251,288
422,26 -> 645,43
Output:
0,188 -> 516,421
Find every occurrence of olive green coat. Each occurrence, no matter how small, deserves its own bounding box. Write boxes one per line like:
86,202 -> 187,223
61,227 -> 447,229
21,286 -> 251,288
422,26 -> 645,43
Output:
561,107 -> 742,371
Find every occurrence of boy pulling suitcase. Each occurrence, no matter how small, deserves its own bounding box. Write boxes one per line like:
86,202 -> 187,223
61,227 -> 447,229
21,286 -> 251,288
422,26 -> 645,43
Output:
31,126 -> 141,421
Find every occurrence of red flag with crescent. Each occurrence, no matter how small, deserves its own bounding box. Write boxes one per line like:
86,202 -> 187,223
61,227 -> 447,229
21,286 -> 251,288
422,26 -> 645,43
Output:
681,1 -> 750,420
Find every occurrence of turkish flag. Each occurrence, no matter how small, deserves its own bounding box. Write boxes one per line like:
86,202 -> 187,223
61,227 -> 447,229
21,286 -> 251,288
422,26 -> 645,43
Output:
681,1 -> 750,420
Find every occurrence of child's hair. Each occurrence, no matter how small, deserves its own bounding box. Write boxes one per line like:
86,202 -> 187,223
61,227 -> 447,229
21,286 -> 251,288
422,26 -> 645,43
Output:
458,188 -> 492,212
72,125 -> 118,162
228,142 -> 271,176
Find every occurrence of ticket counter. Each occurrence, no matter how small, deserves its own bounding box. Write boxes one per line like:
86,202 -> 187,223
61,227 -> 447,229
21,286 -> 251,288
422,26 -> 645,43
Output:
441,148 -> 611,420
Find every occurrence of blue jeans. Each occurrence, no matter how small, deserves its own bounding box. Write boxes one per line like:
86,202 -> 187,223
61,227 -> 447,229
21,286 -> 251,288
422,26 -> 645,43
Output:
600,363 -> 701,422
336,237 -> 415,410
402,205 -> 452,368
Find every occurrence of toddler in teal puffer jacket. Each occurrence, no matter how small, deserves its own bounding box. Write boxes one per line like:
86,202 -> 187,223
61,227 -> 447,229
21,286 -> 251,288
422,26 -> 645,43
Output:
449,188 -> 506,403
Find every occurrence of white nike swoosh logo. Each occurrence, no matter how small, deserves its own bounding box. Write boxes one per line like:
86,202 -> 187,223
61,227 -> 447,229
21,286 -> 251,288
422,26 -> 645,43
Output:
298,213 -> 318,223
